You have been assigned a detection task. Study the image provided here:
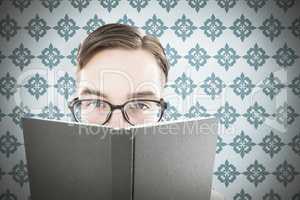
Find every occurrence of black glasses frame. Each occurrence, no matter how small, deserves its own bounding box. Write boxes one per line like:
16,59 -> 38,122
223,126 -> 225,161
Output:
68,97 -> 168,126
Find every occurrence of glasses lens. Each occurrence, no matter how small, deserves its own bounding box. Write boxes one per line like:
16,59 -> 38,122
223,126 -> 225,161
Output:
73,100 -> 111,124
124,100 -> 163,125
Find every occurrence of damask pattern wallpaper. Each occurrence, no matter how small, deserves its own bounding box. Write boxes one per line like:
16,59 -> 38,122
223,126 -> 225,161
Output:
0,0 -> 300,199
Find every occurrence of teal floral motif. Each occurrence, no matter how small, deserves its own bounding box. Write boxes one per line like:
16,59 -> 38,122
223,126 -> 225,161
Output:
165,43 -> 181,66
289,75 -> 300,97
243,160 -> 269,187
0,51 -> 5,63
243,43 -> 269,71
275,102 -> 299,127
99,0 -> 121,12
0,73 -> 17,100
214,102 -> 240,128
0,190 -> 17,200
128,0 -> 150,12
8,103 -> 33,128
169,72 -> 197,99
83,14 -> 105,34
274,0 -> 295,12
292,193 -> 300,200
25,14 -> 51,42
259,131 -> 284,158
11,0 -> 32,12
8,160 -> 28,187
289,17 -> 300,39
117,14 -> 135,26
243,102 -> 268,129
230,15 -> 255,41
216,136 -> 226,154
216,0 -> 238,12
40,0 -> 62,12
0,109 -> 5,122
38,102 -> 64,120
230,131 -> 255,158
184,101 -> 210,118
53,14 -> 80,41
262,189 -> 281,200
24,73 -> 48,100
54,73 -> 76,100
200,14 -> 226,42
200,72 -> 226,100
258,72 -> 285,100
230,73 -> 255,100
233,189 -> 252,200
187,0 -> 208,12
289,133 -> 300,156
0,167 -> 4,180
185,44 -> 210,71
171,14 -> 197,41
8,43 -> 35,71
157,0 -> 179,12
0,14 -> 21,41
67,48 -> 78,66
245,0 -> 268,12
272,43 -> 299,68
259,15 -> 284,42
142,15 -> 168,37
69,0 -> 91,12
273,160 -> 299,187
0,131 -> 22,158
214,160 -> 240,187
214,43 -> 240,71
37,43 -> 64,70
162,103 -> 182,121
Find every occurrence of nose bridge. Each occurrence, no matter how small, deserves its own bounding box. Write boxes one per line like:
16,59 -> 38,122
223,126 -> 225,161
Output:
106,106 -> 130,128
111,104 -> 123,111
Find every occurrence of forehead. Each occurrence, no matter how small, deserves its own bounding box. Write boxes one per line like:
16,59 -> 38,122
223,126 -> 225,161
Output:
77,48 -> 164,102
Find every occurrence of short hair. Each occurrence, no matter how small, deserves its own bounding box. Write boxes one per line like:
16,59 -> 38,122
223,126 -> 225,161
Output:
76,23 -> 170,84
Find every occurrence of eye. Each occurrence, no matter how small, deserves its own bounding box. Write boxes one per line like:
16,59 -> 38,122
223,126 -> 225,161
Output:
130,102 -> 150,110
82,100 -> 107,109
94,100 -> 108,109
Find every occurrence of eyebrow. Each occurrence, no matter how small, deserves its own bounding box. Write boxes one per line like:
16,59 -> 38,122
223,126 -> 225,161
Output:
80,88 -> 157,99
80,88 -> 108,99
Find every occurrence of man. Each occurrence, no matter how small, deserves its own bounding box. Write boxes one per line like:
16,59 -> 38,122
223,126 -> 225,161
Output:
68,23 -> 224,200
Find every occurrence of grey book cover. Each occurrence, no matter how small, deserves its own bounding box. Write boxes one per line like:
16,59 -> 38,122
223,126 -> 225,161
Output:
23,117 -> 218,200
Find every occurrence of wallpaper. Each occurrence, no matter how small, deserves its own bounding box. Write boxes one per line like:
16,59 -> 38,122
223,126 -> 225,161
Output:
0,0 -> 300,199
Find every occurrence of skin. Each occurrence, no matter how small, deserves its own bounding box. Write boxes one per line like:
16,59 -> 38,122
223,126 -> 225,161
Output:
76,47 -> 166,128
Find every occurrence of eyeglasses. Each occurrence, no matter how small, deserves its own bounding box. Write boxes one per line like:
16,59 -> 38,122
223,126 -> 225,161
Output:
68,97 -> 168,126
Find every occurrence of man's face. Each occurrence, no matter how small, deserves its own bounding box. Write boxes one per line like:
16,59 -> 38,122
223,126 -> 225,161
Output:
76,48 -> 165,128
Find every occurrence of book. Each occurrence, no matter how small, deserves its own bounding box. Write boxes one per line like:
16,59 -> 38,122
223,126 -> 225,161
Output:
23,116 -> 218,200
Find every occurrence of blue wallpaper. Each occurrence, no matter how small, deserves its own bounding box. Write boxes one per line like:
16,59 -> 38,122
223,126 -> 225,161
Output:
0,0 -> 300,199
